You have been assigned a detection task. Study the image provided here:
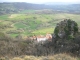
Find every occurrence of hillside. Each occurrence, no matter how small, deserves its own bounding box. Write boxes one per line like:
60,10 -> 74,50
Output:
0,11 -> 80,38
0,2 -> 80,15
0,2 -> 80,60
0,19 -> 80,60
0,2 -> 80,38
0,2 -> 46,15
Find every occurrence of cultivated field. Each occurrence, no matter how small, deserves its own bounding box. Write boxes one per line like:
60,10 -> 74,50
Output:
0,10 -> 80,38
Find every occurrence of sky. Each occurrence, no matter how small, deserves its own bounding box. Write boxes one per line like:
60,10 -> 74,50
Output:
0,0 -> 80,4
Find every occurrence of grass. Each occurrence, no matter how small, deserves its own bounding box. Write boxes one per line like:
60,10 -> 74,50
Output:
8,14 -> 20,18
0,10 -> 80,37
19,10 -> 36,14
14,23 -> 27,28
0,14 -> 9,20
1,53 -> 77,60
32,28 -> 54,35
9,34 -> 19,37
8,14 -> 27,20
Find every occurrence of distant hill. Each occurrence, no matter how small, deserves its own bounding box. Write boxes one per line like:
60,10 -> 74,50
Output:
0,2 -> 46,15
0,2 -> 80,15
44,2 -> 73,5
44,2 -> 80,5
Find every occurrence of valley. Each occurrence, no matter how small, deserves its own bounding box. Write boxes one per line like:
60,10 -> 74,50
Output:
0,2 -> 80,60
0,11 -> 80,38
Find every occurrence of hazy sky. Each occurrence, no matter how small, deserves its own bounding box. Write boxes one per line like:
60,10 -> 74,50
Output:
0,0 -> 80,4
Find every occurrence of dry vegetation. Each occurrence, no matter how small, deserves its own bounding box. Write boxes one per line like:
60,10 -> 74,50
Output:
0,53 -> 78,60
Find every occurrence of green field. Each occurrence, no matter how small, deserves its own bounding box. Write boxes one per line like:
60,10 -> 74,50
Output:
32,28 -> 54,35
0,10 -> 80,38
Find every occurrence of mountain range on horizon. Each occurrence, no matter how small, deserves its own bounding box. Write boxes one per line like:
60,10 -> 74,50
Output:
0,2 -> 80,5
0,2 -> 80,15
44,2 -> 80,5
